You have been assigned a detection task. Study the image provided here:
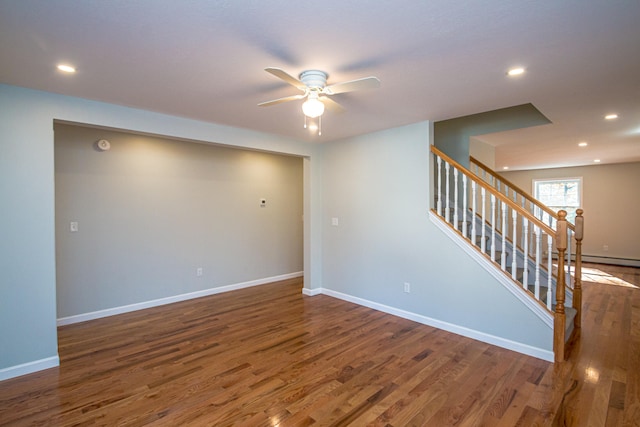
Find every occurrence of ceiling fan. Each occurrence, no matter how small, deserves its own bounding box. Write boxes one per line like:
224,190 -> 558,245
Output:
258,67 -> 381,120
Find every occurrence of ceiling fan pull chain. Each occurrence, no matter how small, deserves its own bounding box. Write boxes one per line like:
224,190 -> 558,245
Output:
319,115 -> 322,136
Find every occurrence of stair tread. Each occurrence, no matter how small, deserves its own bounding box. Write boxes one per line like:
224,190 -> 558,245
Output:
505,266 -> 525,281
526,284 -> 550,303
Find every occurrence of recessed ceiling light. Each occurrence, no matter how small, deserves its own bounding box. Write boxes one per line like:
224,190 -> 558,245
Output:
604,114 -> 618,120
594,159 -> 601,163
507,67 -> 525,76
502,166 -> 509,170
578,142 -> 588,147
57,64 -> 76,73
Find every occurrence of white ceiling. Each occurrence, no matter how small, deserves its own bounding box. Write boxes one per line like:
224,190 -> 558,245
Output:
1,0 -> 639,170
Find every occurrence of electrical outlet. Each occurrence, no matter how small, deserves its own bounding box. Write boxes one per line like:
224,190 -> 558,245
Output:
404,282 -> 411,293
70,221 -> 78,232
196,267 -> 203,277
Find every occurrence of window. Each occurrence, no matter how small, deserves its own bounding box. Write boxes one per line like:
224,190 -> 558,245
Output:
533,177 -> 582,223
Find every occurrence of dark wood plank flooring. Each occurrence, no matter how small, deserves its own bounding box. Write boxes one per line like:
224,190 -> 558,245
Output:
0,263 -> 638,426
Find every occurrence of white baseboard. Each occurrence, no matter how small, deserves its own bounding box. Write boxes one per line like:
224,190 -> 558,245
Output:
582,255 -> 640,267
0,356 -> 59,382
302,287 -> 322,296
57,271 -> 303,326
429,212 -> 554,328
309,287 -> 554,362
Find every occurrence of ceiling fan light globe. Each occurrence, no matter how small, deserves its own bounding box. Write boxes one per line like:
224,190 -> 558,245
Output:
302,98 -> 325,118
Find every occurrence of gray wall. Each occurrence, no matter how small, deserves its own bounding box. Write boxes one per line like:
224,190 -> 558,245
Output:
0,83 -> 320,379
434,103 -> 550,168
55,124 -> 303,318
321,122 -> 552,354
501,162 -> 640,264
470,137 -> 496,169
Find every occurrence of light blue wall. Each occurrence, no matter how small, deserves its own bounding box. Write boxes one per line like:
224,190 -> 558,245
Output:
0,84 -> 321,378
0,85 -> 59,371
321,122 -> 552,353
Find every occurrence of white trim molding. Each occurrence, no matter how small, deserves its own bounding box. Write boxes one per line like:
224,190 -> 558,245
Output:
311,287 -> 554,362
581,255 -> 640,267
0,356 -> 60,381
302,287 -> 322,296
429,212 -> 554,328
57,272 -> 303,326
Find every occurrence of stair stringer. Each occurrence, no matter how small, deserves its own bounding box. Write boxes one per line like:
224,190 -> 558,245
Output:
430,211 -> 553,329
469,213 -> 574,308
472,215 -> 577,344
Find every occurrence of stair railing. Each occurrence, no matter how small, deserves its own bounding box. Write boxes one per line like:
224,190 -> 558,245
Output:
469,156 -> 583,324
431,146 -> 583,362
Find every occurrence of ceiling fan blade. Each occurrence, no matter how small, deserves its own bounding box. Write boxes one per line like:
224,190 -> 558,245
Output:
323,76 -> 380,95
265,67 -> 307,91
258,94 -> 305,107
320,96 -> 345,114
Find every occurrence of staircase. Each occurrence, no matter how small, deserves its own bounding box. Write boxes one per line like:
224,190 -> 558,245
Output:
430,146 -> 584,362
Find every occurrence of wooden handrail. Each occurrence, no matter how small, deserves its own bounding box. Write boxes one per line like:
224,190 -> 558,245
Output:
433,147 -> 583,363
432,146 -> 554,236
469,156 -> 575,232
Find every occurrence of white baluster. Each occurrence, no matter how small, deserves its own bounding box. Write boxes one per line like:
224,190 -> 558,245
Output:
462,174 -> 468,238
436,155 -> 442,217
501,202 -> 507,270
534,225 -> 541,300
496,184 -> 509,236
445,162 -> 450,223
566,229 -> 573,288
512,210 -> 518,281
500,184 -> 509,235
522,218 -> 529,289
529,216 -> 535,258
471,182 -> 477,245
490,194 -> 496,262
547,236 -> 553,310
481,187 -> 486,253
530,201 -> 536,220
453,168 -> 459,230
521,199 -> 526,249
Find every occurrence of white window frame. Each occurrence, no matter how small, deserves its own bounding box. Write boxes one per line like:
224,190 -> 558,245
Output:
532,177 -> 583,223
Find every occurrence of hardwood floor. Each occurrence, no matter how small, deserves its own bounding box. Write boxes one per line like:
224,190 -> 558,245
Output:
0,263 -> 638,426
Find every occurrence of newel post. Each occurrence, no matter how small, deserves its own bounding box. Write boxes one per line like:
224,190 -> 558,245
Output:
554,210 -> 568,362
573,209 -> 584,328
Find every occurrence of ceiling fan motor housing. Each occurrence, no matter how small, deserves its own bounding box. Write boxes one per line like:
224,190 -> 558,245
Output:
299,70 -> 328,89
